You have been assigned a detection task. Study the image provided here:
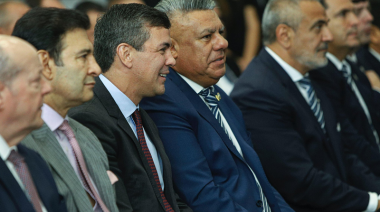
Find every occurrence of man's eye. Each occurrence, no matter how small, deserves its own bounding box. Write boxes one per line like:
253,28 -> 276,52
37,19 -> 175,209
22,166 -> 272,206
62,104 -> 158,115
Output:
203,34 -> 211,39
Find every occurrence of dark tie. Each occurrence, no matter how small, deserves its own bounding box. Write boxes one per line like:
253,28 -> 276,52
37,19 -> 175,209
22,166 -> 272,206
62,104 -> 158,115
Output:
132,110 -> 174,212
199,86 -> 232,140
8,150 -> 43,212
59,120 -> 110,212
299,76 -> 326,134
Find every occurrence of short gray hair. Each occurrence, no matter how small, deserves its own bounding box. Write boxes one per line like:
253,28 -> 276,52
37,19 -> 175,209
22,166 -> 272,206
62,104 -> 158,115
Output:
155,0 -> 216,18
262,0 -> 304,45
0,45 -> 21,86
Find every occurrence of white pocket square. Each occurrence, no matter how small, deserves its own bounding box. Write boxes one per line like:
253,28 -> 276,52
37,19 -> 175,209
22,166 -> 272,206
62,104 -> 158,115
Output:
337,123 -> 341,132
107,170 -> 118,185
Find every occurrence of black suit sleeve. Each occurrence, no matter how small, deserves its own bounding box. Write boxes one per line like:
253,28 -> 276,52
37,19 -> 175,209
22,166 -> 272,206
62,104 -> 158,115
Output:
70,111 -> 133,212
232,87 -> 369,212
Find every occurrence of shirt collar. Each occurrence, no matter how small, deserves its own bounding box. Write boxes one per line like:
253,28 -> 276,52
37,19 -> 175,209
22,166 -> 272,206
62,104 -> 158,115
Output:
369,47 -> 380,62
326,52 -> 352,74
0,134 -> 18,161
42,104 -> 69,132
265,47 -> 304,82
99,74 -> 138,118
346,53 -> 358,63
177,72 -> 206,94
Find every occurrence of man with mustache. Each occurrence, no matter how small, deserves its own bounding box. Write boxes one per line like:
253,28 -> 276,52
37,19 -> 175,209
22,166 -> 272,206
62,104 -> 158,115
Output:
231,0 -> 380,211
140,0 -> 294,211
13,8 -> 119,212
310,0 -> 380,168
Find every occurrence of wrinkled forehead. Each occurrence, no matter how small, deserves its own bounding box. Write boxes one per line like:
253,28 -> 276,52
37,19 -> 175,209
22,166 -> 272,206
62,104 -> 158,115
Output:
173,10 -> 223,34
299,1 -> 328,27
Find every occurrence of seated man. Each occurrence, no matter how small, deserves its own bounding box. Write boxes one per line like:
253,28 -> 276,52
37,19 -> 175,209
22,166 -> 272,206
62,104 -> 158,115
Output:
13,8 -> 119,212
0,1 -> 29,35
69,4 -> 187,212
140,0 -> 294,211
231,0 -> 380,211
0,35 -> 66,212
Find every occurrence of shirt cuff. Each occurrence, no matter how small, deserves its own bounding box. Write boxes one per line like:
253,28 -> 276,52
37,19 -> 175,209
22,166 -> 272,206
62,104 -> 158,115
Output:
364,192 -> 378,212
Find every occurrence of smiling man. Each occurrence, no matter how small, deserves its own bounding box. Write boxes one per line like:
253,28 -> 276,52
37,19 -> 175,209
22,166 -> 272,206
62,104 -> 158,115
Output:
231,0 -> 380,211
140,0 -> 294,211
69,3 -> 185,212
13,8 -> 119,212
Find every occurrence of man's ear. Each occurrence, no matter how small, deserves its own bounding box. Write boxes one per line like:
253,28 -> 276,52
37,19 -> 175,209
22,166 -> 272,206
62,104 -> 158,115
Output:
37,50 -> 54,81
116,43 -> 133,69
370,26 -> 380,45
170,38 -> 179,60
0,82 -> 7,111
276,24 -> 294,49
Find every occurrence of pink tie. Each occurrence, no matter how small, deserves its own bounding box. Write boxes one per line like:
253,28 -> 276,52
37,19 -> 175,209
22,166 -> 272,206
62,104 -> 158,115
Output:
59,120 -> 109,212
8,150 -> 43,212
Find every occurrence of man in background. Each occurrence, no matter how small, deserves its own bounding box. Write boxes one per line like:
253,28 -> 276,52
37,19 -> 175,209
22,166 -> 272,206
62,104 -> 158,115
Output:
0,1 -> 29,35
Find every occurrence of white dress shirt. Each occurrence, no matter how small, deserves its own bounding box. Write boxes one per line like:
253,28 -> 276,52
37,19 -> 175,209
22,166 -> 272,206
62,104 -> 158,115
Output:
42,104 -> 102,212
326,53 -> 380,149
99,74 -> 165,191
266,47 -> 379,212
369,48 -> 380,62
0,134 -> 48,212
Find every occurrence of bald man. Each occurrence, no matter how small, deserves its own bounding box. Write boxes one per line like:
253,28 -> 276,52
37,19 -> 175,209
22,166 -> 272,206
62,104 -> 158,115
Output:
0,35 -> 66,212
0,2 -> 29,35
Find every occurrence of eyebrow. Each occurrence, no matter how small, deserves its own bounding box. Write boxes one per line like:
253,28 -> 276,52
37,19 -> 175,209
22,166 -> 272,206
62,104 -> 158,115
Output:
159,42 -> 171,49
310,19 -> 329,30
199,25 -> 225,35
76,48 -> 92,55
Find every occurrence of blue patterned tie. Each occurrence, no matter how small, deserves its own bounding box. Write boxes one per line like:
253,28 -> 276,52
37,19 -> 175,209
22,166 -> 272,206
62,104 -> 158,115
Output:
199,86 -> 231,140
299,76 -> 326,134
199,86 -> 271,212
341,64 -> 355,91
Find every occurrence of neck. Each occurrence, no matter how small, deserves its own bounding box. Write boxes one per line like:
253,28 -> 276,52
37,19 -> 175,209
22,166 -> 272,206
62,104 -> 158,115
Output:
328,46 -> 351,61
44,94 -> 71,118
0,126 -> 29,147
267,44 -> 309,75
103,70 -> 141,106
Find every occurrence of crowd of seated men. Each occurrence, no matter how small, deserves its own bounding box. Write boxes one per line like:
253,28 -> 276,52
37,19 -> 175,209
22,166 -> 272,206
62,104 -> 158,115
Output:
1,0 -> 380,212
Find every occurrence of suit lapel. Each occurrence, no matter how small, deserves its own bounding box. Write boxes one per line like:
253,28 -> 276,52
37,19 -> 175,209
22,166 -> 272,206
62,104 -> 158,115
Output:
0,157 -> 34,212
94,77 -> 167,211
30,125 -> 90,209
168,69 -> 246,162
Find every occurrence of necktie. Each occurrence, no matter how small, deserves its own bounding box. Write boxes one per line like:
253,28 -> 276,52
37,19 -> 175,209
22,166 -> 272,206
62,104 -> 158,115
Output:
298,76 -> 326,134
8,150 -> 43,212
132,110 -> 174,212
199,86 -> 271,212
341,64 -> 355,91
59,120 -> 109,212
199,86 -> 232,140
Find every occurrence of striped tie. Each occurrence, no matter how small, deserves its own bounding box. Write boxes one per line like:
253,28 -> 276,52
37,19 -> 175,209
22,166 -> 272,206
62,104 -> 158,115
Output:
132,110 -> 174,212
199,86 -> 271,212
298,76 -> 326,133
341,64 -> 355,91
199,86 -> 232,140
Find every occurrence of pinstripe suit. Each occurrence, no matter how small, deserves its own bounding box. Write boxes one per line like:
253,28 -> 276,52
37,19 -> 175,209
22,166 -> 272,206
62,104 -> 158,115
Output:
21,118 -> 119,212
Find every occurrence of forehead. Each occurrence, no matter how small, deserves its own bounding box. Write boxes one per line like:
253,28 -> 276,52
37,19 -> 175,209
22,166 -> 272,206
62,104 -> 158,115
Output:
326,0 -> 354,14
60,28 -> 93,54
353,1 -> 369,9
299,1 -> 327,26
144,27 -> 171,47
179,10 -> 223,34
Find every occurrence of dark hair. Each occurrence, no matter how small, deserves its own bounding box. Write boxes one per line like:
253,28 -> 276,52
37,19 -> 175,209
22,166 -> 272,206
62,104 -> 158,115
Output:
12,7 -> 90,66
94,3 -> 171,73
75,1 -> 105,14
371,0 -> 380,28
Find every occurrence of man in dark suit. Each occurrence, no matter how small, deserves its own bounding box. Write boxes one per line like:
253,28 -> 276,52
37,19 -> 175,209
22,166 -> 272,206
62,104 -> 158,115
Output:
231,0 -> 380,211
310,0 -> 380,165
13,8 -> 119,212
0,35 -> 66,212
69,4 -> 186,212
140,0 -> 294,211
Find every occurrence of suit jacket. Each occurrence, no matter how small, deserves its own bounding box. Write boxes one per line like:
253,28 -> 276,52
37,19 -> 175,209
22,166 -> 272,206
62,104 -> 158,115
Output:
231,49 -> 380,212
310,58 -> 380,174
69,77 -> 181,212
356,46 -> 380,76
0,144 -> 67,212
21,119 -> 119,212
140,68 -> 294,212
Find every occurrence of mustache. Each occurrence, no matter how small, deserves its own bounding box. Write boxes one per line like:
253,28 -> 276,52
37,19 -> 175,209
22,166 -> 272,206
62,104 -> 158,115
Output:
316,42 -> 329,51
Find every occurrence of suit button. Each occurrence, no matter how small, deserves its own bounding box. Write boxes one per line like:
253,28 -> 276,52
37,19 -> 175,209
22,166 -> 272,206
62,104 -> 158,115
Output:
256,200 -> 263,207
